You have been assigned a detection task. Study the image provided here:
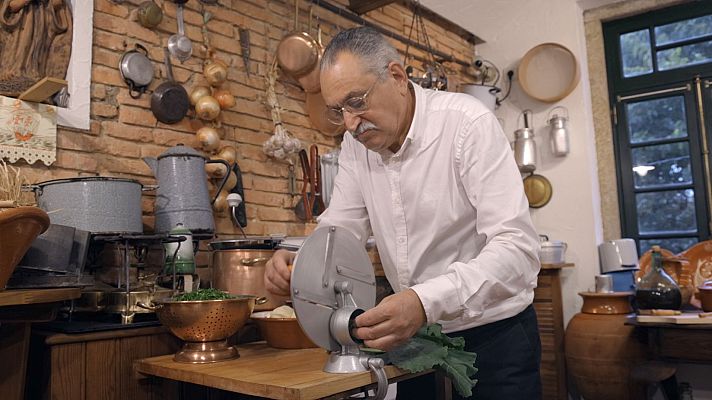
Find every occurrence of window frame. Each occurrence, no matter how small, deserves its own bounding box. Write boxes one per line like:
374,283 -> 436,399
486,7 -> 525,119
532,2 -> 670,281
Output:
603,1 -> 712,253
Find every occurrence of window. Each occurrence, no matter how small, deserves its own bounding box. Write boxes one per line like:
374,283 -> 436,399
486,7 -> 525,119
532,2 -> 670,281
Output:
604,1 -> 712,254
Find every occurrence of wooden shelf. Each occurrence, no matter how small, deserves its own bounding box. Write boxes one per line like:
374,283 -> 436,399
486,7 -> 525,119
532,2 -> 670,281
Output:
0,288 -> 80,307
541,263 -> 575,270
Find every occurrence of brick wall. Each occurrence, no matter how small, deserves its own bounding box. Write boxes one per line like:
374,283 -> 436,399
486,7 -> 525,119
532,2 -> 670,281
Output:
19,0 -> 476,238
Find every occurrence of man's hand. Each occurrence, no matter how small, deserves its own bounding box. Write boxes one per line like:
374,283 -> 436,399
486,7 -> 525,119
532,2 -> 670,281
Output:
352,289 -> 426,351
264,249 -> 295,297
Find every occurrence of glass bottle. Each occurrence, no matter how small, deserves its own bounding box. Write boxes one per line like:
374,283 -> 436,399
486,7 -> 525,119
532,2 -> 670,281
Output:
635,245 -> 682,310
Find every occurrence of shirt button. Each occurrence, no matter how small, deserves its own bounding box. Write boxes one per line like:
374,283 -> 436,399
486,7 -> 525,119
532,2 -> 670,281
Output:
398,237 -> 405,244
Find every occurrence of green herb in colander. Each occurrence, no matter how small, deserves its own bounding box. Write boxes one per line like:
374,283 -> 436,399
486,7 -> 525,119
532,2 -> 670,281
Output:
172,288 -> 235,301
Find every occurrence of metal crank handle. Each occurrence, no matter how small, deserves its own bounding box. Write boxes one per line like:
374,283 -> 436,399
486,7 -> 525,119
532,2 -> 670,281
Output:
358,357 -> 388,400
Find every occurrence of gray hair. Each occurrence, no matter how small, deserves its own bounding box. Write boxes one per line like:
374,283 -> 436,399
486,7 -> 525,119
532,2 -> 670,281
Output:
321,26 -> 400,76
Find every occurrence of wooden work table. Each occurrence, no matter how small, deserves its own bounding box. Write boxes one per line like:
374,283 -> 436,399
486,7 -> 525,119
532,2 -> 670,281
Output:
135,342 -> 443,400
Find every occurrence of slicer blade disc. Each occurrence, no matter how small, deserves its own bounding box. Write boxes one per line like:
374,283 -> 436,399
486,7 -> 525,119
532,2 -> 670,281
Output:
291,226 -> 376,351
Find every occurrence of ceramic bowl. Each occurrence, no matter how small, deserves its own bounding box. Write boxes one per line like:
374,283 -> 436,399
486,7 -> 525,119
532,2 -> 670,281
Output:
251,311 -> 317,349
0,206 -> 50,289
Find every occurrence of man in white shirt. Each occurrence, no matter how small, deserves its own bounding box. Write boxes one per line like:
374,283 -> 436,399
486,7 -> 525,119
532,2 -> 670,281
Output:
265,27 -> 542,399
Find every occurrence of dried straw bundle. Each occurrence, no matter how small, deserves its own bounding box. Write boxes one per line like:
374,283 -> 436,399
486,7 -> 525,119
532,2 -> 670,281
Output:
0,160 -> 27,207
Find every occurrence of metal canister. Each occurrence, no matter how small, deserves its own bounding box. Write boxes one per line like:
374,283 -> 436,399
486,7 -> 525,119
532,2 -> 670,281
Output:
514,127 -> 537,172
547,106 -> 570,157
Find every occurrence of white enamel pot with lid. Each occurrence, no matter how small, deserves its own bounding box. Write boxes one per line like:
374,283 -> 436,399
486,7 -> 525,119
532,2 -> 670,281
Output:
30,176 -> 155,234
539,235 -> 567,265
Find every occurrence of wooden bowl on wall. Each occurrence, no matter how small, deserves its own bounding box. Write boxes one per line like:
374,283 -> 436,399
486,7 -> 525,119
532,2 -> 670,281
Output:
0,206 -> 50,289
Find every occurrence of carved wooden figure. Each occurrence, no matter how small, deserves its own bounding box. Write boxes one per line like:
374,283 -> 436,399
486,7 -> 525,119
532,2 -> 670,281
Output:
0,0 -> 72,97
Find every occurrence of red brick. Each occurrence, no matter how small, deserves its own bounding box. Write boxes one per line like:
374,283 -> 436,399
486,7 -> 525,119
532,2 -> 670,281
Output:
56,151 -> 99,171
240,158 -> 283,178
102,121 -> 153,142
91,84 -> 107,100
94,12 -> 128,35
233,129 -> 271,146
247,190 -> 289,208
57,131 -> 102,152
251,175 -> 288,193
254,204 -> 295,222
92,30 -> 127,52
92,65 -> 125,87
153,129 -> 197,147
104,156 -> 153,176
115,88 -> 151,109
103,137 -> 142,158
89,121 -> 102,136
118,105 -> 157,126
92,103 -> 119,118
94,0 -> 129,18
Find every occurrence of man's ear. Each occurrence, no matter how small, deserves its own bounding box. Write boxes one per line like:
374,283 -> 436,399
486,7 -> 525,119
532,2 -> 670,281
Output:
387,62 -> 409,95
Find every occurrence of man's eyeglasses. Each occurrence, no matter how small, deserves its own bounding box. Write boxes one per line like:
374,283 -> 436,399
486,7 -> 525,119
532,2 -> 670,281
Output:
325,67 -> 389,125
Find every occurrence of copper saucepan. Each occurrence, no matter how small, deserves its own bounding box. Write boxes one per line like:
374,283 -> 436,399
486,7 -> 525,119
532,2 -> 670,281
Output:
297,20 -> 323,93
276,0 -> 319,79
306,91 -> 344,136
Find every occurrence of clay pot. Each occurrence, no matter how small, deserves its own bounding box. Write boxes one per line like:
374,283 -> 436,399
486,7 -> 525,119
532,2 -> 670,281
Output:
0,206 -> 50,289
699,282 -> 712,312
564,292 -> 646,400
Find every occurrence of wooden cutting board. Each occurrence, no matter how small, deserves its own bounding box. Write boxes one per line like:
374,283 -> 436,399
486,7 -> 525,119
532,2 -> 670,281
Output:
636,312 -> 712,325
134,342 -> 432,400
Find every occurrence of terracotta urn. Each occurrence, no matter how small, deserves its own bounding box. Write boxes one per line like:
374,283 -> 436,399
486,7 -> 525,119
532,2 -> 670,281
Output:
564,292 -> 646,400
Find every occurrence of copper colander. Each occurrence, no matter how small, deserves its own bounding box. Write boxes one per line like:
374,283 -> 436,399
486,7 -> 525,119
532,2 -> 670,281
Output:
152,295 -> 259,342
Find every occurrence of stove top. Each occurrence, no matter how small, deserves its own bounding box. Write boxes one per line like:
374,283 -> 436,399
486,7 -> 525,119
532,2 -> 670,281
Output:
36,312 -> 161,334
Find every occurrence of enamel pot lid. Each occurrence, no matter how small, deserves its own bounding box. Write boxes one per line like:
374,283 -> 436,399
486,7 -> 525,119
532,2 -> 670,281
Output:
523,173 -> 552,208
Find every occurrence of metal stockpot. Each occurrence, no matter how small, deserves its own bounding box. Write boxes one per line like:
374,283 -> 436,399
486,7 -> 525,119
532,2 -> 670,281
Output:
209,238 -> 289,311
144,145 -> 230,237
32,177 -> 148,234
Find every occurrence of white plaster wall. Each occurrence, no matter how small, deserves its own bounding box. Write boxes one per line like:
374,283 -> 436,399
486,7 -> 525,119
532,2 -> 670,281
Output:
421,1 -> 712,398
422,0 -> 605,327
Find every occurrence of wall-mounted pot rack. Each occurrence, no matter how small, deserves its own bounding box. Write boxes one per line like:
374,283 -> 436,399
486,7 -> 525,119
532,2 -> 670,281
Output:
304,0 -> 482,68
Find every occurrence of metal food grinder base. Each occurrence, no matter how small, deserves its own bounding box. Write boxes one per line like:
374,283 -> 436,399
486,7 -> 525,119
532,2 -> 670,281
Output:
291,226 -> 388,399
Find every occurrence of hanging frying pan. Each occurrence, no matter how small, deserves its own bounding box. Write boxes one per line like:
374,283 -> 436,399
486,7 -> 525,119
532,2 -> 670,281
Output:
523,173 -> 552,208
306,91 -> 344,137
276,0 -> 319,79
119,43 -> 154,99
150,48 -> 190,124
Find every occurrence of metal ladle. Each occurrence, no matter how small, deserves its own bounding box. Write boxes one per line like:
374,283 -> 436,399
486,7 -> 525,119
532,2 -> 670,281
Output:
167,3 -> 192,63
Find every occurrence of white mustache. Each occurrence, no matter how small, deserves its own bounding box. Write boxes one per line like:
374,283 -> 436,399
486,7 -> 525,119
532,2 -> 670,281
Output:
352,121 -> 378,139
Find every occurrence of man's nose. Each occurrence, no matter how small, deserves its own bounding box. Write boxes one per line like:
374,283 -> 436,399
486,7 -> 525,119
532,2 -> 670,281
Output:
343,111 -> 361,133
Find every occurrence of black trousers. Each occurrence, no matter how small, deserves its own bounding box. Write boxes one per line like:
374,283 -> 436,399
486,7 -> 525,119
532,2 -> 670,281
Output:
396,304 -> 542,400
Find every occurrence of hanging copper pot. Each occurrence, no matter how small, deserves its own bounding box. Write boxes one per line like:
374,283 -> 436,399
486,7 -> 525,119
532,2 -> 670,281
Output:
276,0 -> 319,79
296,22 -> 323,93
306,91 -> 344,136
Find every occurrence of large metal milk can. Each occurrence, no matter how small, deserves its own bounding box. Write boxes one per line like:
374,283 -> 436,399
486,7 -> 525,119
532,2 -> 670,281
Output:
144,145 -> 230,237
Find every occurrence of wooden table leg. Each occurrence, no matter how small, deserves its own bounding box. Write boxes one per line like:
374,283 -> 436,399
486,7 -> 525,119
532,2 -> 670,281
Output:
0,322 -> 31,400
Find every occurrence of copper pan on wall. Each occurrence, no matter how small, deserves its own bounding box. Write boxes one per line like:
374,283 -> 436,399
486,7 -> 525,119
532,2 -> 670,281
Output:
296,22 -> 323,93
306,91 -> 343,136
276,0 -> 319,79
